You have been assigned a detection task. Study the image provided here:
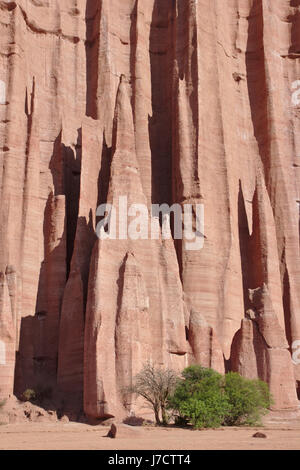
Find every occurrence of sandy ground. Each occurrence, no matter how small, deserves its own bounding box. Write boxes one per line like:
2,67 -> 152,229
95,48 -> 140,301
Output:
0,421 -> 299,450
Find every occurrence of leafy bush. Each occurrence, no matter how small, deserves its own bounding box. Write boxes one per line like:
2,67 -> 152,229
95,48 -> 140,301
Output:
168,366 -> 271,428
168,366 -> 229,428
223,372 -> 272,426
22,389 -> 36,402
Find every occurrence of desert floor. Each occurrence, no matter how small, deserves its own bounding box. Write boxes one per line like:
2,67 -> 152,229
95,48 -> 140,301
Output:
0,421 -> 299,450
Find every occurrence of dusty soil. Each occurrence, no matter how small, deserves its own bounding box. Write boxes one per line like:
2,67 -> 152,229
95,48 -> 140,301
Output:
1,399 -> 299,450
0,421 -> 299,450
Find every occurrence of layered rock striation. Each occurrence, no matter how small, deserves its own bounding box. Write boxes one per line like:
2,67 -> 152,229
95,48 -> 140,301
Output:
0,0 -> 299,417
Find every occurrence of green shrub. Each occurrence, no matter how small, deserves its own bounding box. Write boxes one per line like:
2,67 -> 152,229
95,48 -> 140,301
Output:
168,366 -> 230,428
22,389 -> 36,402
224,372 -> 272,426
168,366 -> 272,429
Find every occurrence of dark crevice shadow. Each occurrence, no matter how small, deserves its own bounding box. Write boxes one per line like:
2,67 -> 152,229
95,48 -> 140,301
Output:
249,187 -> 265,290
85,0 -> 101,119
224,356 -> 231,373
95,133 -> 112,255
175,0 -> 200,188
49,128 -> 83,278
97,132 -> 112,208
15,195 -> 67,398
288,8 -> 300,54
49,131 -> 63,196
282,261 -> 292,348
252,320 -> 268,380
63,129 -> 82,279
15,126 -> 85,419
14,316 -> 35,396
238,181 -> 252,312
114,255 -> 127,395
149,0 -> 174,206
296,381 -> 300,400
245,0 -> 270,183
15,202 -> 85,422
72,211 -> 96,310
50,129 -> 82,279
130,0 -> 138,119
24,77 -> 35,155
238,182 -> 264,309
35,193 -> 66,379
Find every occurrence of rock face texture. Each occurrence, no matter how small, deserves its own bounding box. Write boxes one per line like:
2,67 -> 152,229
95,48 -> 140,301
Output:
0,0 -> 299,416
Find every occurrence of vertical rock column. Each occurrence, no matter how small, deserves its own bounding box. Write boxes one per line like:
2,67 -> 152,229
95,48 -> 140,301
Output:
57,267 -> 84,394
84,75 -> 150,419
172,0 -> 230,369
231,285 -> 299,410
115,252 -> 150,413
34,194 -> 66,388
0,269 -> 16,399
57,117 -> 103,395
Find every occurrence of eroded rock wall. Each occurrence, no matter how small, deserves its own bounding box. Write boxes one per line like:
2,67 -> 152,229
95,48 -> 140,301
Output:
0,0 -> 299,414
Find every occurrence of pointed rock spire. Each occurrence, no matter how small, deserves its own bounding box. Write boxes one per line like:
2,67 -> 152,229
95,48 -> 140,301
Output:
0,269 -> 16,399
57,266 -> 84,393
115,252 -> 150,411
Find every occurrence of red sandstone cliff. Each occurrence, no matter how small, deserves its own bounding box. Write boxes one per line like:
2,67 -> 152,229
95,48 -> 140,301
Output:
0,0 -> 299,419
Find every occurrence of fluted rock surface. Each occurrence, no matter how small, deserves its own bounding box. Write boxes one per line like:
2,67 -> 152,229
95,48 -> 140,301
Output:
0,0 -> 299,415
